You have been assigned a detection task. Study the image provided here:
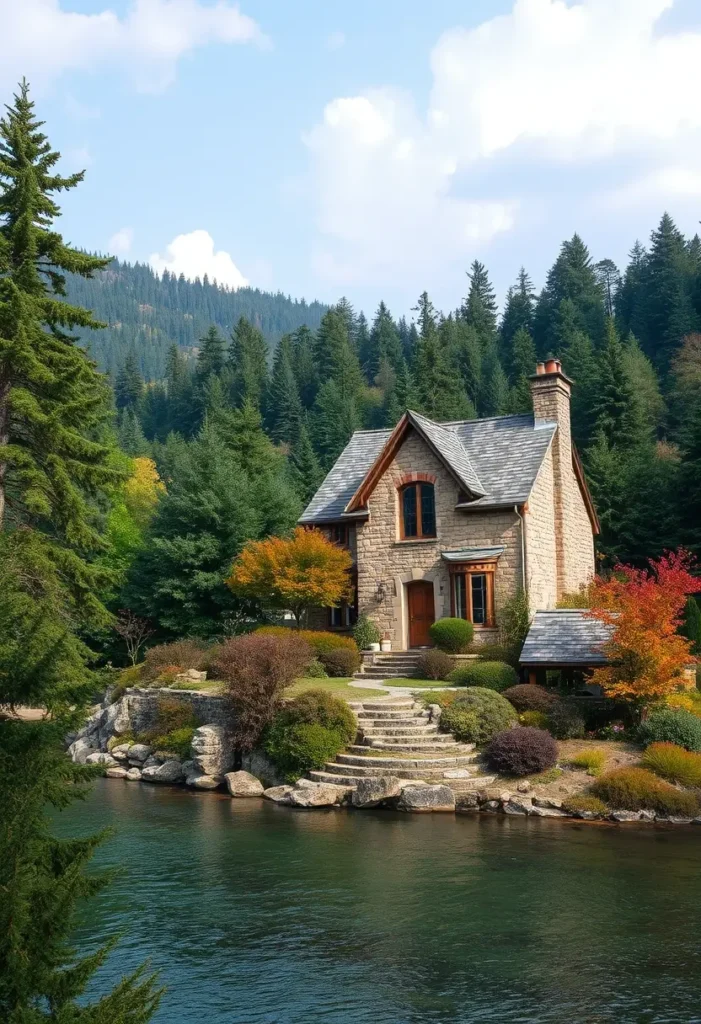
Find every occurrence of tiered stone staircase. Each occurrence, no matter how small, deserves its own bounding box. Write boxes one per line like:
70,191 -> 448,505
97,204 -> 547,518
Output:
353,651 -> 425,680
308,696 -> 495,792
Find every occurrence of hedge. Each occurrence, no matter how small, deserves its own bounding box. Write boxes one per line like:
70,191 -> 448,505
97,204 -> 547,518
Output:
448,661 -> 518,692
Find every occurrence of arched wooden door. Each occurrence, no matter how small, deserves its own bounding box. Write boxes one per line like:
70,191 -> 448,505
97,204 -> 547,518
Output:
407,580 -> 435,648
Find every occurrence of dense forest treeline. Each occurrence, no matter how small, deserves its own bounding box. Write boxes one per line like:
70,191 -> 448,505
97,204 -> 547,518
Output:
110,212 -> 701,640
66,259 -> 328,378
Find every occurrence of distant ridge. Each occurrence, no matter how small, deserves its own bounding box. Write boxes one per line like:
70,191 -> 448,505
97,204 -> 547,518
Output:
66,258 -> 328,379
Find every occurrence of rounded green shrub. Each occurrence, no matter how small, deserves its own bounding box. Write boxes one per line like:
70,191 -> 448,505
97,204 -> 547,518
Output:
417,649 -> 453,681
429,617 -> 474,653
502,684 -> 558,714
486,726 -> 558,776
562,794 -> 608,818
591,767 -> 700,816
265,722 -> 345,781
637,708 -> 701,752
448,661 -> 518,692
319,646 -> 361,677
282,689 -> 356,743
440,687 -> 517,745
304,658 -> 328,678
519,710 -> 550,729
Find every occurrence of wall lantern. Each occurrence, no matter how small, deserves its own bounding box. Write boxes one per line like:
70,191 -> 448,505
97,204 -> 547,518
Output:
375,580 -> 387,603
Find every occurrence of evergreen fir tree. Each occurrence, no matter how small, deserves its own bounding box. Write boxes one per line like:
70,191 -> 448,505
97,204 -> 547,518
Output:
500,267 -> 535,364
508,327 -> 537,413
594,258 -> 621,317
290,418 -> 323,504
266,334 -> 303,445
479,340 -> 510,417
621,333 -> 664,436
440,317 -> 481,410
355,311 -> 371,380
412,291 -> 439,346
164,342 -> 197,436
461,260 -> 498,346
413,333 -> 473,421
229,315 -> 269,410
384,358 -> 418,425
118,407 -> 149,455
196,324 -> 226,382
290,324 -> 317,408
368,301 -> 403,380
591,320 -> 651,451
114,348 -> 144,411
533,234 -> 607,353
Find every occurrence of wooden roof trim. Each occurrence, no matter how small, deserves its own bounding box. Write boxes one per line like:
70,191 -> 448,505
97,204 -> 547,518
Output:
345,413 -> 411,512
572,444 -> 600,535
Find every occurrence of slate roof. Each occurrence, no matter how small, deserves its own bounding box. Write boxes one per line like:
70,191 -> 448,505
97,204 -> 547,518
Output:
520,610 -> 612,666
299,411 -> 556,523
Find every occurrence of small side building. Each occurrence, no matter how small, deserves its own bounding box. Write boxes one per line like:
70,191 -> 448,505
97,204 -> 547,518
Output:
519,609 -> 611,692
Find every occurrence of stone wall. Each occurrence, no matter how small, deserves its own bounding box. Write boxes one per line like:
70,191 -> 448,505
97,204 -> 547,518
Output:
355,428 -> 524,649
524,445 -> 558,613
123,687 -> 230,735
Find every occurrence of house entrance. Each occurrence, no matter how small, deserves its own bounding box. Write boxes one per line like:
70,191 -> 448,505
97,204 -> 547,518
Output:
407,580 -> 435,648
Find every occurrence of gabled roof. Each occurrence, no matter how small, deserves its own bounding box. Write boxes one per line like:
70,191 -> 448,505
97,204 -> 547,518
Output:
520,610 -> 612,666
299,411 -> 557,524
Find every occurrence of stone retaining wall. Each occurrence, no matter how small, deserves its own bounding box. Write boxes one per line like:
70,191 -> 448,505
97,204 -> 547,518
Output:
123,687 -> 229,734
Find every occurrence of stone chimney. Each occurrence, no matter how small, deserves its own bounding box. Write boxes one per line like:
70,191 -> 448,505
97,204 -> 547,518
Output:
529,358 -> 574,599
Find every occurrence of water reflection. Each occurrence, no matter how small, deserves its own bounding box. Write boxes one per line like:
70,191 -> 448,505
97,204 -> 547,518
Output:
55,780 -> 701,1024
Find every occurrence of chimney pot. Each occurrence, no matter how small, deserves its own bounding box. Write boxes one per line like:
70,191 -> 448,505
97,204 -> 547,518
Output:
536,361 -> 545,375
545,357 -> 558,374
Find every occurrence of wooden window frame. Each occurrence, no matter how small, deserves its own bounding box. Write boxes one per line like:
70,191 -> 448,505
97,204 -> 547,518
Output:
328,569 -> 357,630
448,561 -> 496,627
329,523 -> 349,547
399,482 -> 436,540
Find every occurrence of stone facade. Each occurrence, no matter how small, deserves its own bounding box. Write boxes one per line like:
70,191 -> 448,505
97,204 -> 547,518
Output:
355,430 -> 522,648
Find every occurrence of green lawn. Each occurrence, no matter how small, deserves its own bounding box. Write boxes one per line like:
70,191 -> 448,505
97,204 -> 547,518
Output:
285,677 -> 388,699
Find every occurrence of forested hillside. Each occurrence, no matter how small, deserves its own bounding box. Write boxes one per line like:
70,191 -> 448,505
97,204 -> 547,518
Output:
66,259 -> 328,378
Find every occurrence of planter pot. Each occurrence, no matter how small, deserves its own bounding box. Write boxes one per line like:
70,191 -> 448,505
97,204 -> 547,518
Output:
369,643 -> 381,652
380,641 -> 392,652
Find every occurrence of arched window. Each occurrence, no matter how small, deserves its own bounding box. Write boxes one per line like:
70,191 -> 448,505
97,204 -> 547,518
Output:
399,482 -> 436,539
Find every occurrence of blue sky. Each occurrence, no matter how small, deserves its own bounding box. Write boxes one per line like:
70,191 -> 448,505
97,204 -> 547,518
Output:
5,0 -> 701,318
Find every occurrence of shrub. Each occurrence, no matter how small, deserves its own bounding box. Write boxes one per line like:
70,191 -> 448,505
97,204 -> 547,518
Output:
255,626 -> 358,656
642,742 -> 701,787
147,695 -> 198,738
283,690 -> 357,743
264,690 -> 356,781
150,726 -> 196,761
666,689 -> 701,719
448,661 -> 518,692
566,749 -> 606,776
502,684 -> 558,714
352,614 -> 381,650
419,690 -> 458,710
592,767 -> 700,816
637,708 -> 701,752
155,666 -> 181,686
304,658 -> 328,678
417,649 -> 453,681
265,722 -> 346,782
519,710 -> 550,729
467,642 -> 519,666
142,639 -> 210,682
319,646 -> 361,677
213,633 -> 312,750
486,727 -> 557,776
497,588 -> 530,662
547,701 -> 586,740
109,664 -> 142,703
429,617 -> 474,653
562,794 -> 608,817
440,687 -> 518,745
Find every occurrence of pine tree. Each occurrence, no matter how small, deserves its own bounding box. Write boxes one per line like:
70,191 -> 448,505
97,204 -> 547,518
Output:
500,267 -> 535,363
508,327 -> 537,413
291,418 -> 323,504
594,258 -> 620,317
413,332 -> 472,421
368,301 -> 403,380
115,349 -> 144,411
196,324 -> 226,382
479,340 -> 510,417
461,260 -> 498,346
440,317 -> 481,410
229,315 -> 269,410
355,311 -> 372,380
0,81 -> 119,614
412,291 -> 439,346
534,234 -> 607,354
591,320 -> 651,451
290,325 -> 317,408
621,333 -> 664,436
266,334 -> 303,445
164,342 -> 197,436
118,406 -> 149,455
384,358 -> 418,425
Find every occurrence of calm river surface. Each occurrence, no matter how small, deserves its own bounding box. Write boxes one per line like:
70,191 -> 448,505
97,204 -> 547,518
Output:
56,779 -> 701,1024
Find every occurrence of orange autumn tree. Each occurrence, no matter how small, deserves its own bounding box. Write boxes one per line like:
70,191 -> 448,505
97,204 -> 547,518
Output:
227,527 -> 353,628
588,550 -> 701,707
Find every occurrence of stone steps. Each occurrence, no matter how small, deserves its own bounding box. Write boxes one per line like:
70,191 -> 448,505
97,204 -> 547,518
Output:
356,710 -> 430,721
349,698 -> 416,711
320,762 -> 477,781
336,750 -> 476,768
358,739 -> 462,752
359,724 -> 440,737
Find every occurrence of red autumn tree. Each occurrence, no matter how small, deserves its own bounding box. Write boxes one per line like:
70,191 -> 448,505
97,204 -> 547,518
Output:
587,549 -> 701,706
227,527 -> 353,628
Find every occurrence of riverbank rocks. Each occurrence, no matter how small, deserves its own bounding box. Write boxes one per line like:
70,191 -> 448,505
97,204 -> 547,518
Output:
504,796 -> 533,815
86,752 -> 118,767
67,737 -> 97,764
186,774 -> 221,790
287,782 -> 341,808
142,759 -> 184,784
352,776 -> 403,808
225,771 -> 265,798
191,725 -> 234,778
263,785 -> 295,804
125,767 -> 142,781
110,743 -> 131,761
127,743 -> 152,764
398,784 -> 455,813
106,767 -> 128,779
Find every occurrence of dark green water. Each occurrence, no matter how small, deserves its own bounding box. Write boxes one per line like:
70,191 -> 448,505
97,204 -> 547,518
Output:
56,779 -> 701,1024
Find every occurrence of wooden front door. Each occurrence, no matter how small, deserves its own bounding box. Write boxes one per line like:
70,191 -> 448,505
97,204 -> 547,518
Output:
408,581 -> 435,648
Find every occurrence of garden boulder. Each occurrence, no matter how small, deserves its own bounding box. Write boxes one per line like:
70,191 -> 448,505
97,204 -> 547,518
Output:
141,759 -> 184,784
352,776 -> 402,808
397,784 -> 455,812
191,725 -> 234,777
225,771 -> 265,798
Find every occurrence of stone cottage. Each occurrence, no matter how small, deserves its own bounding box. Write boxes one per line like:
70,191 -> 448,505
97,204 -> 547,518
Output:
299,359 -> 599,650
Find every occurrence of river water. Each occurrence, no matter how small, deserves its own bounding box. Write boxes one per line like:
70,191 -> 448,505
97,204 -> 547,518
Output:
56,779 -> 701,1024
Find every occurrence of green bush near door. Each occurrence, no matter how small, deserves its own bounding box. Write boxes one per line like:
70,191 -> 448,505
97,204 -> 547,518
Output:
429,617 -> 474,653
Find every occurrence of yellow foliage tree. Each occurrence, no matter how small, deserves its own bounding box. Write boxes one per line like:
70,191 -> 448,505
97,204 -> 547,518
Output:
227,527 -> 353,628
123,457 -> 166,529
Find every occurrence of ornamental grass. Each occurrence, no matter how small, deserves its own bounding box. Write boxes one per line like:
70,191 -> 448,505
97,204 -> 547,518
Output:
641,742 -> 701,788
591,767 -> 700,817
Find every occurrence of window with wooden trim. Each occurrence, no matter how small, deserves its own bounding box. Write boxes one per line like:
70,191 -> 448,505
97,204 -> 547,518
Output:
450,566 -> 495,626
328,523 -> 349,546
328,570 -> 357,629
399,482 -> 436,539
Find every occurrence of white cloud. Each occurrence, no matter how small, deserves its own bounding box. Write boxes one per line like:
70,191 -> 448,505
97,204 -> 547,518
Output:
0,0 -> 268,94
325,31 -> 346,51
109,227 -> 135,256
601,166 -> 701,210
305,0 -> 701,288
149,230 -> 249,289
